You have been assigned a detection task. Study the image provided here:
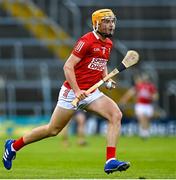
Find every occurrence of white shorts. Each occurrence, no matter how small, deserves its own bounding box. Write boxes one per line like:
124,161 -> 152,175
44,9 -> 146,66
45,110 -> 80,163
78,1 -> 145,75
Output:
57,85 -> 104,110
135,103 -> 154,118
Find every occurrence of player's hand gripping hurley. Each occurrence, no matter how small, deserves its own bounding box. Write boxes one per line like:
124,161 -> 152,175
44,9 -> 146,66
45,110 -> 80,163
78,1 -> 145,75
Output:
72,50 -> 139,107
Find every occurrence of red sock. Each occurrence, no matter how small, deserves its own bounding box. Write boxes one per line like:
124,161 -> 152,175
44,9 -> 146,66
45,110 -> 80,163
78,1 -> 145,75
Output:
106,146 -> 116,161
12,137 -> 25,151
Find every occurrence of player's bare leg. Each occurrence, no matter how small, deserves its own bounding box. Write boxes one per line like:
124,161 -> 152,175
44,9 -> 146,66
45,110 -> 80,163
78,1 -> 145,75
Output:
3,106 -> 74,170
137,114 -> 151,138
23,106 -> 74,144
87,95 -> 121,147
76,112 -> 87,146
86,95 -> 130,174
61,124 -> 70,147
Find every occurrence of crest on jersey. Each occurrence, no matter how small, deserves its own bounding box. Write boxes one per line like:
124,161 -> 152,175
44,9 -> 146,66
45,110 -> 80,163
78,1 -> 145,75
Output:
101,47 -> 106,54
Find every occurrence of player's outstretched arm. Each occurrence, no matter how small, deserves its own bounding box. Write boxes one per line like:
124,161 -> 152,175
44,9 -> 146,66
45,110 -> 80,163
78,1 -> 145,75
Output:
119,87 -> 136,105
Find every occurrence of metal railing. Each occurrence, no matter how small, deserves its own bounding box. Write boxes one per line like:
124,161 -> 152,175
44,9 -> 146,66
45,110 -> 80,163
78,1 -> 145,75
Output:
0,78 -> 62,117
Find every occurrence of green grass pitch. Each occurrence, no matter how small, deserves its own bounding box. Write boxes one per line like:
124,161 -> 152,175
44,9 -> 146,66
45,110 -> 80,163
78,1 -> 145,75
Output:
0,135 -> 176,179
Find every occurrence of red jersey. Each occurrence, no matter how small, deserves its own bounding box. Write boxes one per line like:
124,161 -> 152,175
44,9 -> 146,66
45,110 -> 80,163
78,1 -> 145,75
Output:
64,31 -> 113,90
135,82 -> 157,104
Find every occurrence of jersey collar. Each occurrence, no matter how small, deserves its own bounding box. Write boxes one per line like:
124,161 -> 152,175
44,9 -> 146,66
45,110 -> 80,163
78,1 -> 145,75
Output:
92,31 -> 99,39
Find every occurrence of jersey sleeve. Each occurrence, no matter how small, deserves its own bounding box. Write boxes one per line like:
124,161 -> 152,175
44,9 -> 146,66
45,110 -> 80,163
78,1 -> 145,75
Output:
72,38 -> 90,58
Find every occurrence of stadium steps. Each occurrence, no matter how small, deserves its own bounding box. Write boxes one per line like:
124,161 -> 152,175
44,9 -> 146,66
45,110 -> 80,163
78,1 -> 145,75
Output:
0,23 -> 33,38
0,61 -> 64,81
1,0 -> 72,60
0,7 -> 56,60
0,44 -> 55,60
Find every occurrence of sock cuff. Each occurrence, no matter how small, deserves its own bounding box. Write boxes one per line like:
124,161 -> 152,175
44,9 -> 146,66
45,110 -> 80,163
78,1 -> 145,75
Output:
106,146 -> 116,161
11,144 -> 16,152
106,158 -> 116,164
12,137 -> 25,151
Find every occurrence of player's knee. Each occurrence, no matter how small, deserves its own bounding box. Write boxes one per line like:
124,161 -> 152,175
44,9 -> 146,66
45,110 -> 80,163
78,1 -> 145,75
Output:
111,110 -> 122,124
48,127 -> 60,137
49,130 -> 60,136
118,110 -> 123,120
